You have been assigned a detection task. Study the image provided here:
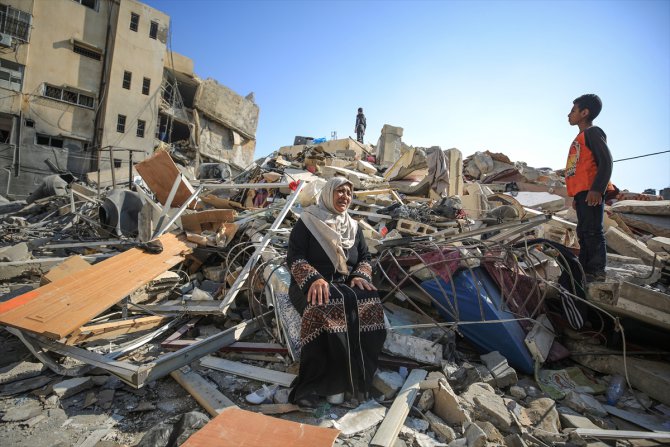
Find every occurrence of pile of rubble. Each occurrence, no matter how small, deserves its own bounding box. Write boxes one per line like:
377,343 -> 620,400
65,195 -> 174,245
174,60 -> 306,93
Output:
1,125 -> 669,447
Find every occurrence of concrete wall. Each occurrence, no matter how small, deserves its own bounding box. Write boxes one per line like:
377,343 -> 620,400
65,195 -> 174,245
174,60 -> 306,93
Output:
99,0 -> 168,167
164,50 -> 194,76
193,79 -> 259,140
0,0 -> 110,198
198,115 -> 255,168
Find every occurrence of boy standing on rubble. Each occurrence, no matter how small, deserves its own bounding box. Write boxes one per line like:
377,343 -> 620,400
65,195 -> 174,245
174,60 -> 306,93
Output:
355,107 -> 366,143
565,94 -> 613,282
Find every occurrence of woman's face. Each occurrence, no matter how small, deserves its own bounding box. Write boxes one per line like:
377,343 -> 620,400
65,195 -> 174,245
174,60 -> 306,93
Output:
332,183 -> 352,214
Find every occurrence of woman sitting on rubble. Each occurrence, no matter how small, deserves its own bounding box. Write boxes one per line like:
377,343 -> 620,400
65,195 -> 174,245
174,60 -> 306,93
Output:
286,176 -> 387,409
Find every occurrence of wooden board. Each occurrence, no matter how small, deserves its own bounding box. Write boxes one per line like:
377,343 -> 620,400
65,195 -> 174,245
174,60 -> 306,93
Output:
135,149 -> 196,208
180,407 -> 339,447
200,356 -> 296,387
370,368 -> 427,446
170,368 -> 237,417
40,256 -> 91,285
0,234 -> 190,339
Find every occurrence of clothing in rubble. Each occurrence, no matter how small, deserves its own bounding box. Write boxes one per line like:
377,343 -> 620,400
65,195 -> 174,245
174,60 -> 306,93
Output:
355,108 -> 366,143
286,177 -> 386,406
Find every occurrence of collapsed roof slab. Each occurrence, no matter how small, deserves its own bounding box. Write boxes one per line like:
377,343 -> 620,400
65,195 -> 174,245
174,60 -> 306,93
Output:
193,79 -> 259,141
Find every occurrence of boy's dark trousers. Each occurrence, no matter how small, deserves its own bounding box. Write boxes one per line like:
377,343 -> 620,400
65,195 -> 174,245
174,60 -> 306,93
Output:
574,190 -> 607,275
356,129 -> 364,143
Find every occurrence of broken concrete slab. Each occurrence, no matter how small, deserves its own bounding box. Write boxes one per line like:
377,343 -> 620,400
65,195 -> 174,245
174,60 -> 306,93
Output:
0,242 -> 30,262
332,400 -> 387,437
0,375 -> 53,396
373,370 -> 405,400
2,403 -> 42,422
473,421 -> 505,445
417,388 -> 435,412
424,411 -> 456,443
605,226 -> 657,265
0,361 -> 46,385
480,351 -> 518,388
647,236 -> 670,253
433,379 -> 468,425
525,398 -> 560,434
383,331 -> 443,366
463,421 -> 487,447
52,377 -> 93,399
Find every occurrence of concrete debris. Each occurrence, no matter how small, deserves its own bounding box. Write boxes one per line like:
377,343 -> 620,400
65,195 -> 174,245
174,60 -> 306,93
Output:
373,370 -> 405,400
0,94 -> 668,447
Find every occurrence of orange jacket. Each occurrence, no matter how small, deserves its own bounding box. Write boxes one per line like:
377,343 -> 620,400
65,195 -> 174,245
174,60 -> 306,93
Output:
565,131 -> 614,196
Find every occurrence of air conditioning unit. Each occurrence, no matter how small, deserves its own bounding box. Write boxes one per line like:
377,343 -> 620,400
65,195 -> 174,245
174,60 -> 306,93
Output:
0,33 -> 12,48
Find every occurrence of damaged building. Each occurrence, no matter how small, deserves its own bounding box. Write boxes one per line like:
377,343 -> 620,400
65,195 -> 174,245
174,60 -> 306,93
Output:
0,0 -> 257,199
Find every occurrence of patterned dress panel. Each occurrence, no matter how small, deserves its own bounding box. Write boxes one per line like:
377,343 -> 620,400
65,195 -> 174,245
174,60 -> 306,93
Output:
357,297 -> 386,332
351,261 -> 373,283
290,258 -> 321,290
299,299 -> 347,347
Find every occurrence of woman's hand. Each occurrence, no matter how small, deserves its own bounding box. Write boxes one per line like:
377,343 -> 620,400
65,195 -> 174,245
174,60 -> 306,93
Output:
307,279 -> 330,306
350,277 -> 376,291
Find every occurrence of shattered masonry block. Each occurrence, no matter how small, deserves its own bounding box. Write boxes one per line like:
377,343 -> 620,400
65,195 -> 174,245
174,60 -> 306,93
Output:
464,421 -> 487,447
416,389 -> 434,412
396,219 -> 437,236
480,351 -> 518,388
433,379 -> 468,425
382,331 -> 443,366
372,370 -> 404,400
52,376 -> 93,399
424,411 -> 456,443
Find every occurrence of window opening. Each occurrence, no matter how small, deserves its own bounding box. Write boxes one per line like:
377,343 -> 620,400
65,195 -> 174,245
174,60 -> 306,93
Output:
142,77 -> 150,95
0,4 -> 32,42
149,21 -> 158,39
137,119 -> 145,138
73,44 -> 101,60
42,84 -> 95,109
122,71 -> 131,89
130,12 -> 139,32
117,114 -> 126,133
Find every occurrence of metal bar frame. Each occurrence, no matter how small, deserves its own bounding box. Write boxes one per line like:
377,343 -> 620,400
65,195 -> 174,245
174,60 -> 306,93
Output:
7,312 -> 272,388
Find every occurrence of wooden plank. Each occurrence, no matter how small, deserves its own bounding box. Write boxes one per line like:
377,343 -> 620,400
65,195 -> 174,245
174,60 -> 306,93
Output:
181,407 -> 338,447
135,149 -> 196,208
67,316 -> 170,345
40,256 -> 91,285
200,356 -> 296,387
0,234 -> 190,339
170,368 -> 237,417
370,368 -> 428,447
573,428 -> 670,440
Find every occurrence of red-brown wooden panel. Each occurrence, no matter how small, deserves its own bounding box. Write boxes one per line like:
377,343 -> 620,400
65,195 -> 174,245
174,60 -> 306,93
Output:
181,407 -> 339,447
0,233 -> 190,339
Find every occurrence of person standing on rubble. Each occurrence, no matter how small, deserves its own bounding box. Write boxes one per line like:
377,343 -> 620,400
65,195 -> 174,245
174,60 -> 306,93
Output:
355,107 -> 366,143
286,176 -> 386,409
565,94 -> 613,282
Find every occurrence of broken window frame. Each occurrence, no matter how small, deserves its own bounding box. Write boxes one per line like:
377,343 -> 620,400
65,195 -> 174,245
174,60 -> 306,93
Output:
122,70 -> 132,90
72,0 -> 98,11
42,83 -> 95,109
36,133 -> 64,149
149,20 -> 158,39
0,3 -> 32,42
137,119 -> 145,138
0,58 -> 23,91
142,77 -> 150,95
73,43 -> 101,61
130,12 -> 139,32
116,114 -> 126,133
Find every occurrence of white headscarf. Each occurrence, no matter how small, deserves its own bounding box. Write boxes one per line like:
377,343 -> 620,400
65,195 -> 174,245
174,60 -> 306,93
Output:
301,177 -> 358,274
